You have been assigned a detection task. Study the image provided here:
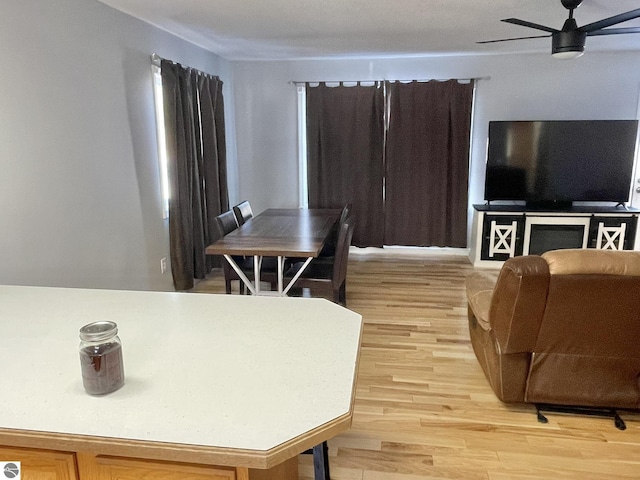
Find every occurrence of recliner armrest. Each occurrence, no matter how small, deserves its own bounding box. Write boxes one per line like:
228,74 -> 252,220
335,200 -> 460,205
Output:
465,271 -> 499,331
489,255 -> 550,353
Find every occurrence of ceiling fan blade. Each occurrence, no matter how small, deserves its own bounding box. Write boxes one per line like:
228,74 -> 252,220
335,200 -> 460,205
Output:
502,18 -> 559,34
586,26 -> 640,36
579,8 -> 640,33
477,34 -> 552,44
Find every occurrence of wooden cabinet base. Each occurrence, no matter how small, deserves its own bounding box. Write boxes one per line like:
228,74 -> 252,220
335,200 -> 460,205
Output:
0,447 -> 298,480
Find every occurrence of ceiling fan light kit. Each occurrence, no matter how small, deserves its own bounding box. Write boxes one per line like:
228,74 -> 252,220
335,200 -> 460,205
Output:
552,50 -> 584,60
479,0 -> 640,59
551,30 -> 586,59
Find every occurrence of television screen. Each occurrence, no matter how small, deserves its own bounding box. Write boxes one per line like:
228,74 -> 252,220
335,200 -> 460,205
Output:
485,120 -> 638,206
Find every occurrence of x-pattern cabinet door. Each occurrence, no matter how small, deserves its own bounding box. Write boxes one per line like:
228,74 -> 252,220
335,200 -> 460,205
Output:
589,216 -> 638,250
480,214 -> 525,261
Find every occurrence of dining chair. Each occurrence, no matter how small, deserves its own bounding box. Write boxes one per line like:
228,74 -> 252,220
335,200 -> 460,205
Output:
232,200 -> 254,226
283,218 -> 354,306
215,210 -> 251,294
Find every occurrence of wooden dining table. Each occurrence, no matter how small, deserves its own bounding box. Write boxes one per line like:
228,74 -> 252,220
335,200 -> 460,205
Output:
205,208 -> 341,296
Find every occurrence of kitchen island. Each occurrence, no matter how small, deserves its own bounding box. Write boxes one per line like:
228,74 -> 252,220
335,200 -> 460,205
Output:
0,286 -> 362,479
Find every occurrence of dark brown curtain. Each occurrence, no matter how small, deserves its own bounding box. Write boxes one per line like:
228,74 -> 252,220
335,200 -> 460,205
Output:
384,80 -> 474,248
306,82 -> 385,247
161,60 -> 228,291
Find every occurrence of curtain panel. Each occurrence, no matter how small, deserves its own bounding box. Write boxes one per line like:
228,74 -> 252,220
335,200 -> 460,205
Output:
384,80 -> 474,248
306,82 -> 385,247
161,60 -> 228,291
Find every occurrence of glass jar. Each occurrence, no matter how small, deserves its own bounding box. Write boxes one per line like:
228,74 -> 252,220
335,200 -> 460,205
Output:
79,321 -> 125,395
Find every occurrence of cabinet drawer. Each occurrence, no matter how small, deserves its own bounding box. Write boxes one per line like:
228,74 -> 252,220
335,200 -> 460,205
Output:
0,445 -> 78,480
93,456 -> 236,480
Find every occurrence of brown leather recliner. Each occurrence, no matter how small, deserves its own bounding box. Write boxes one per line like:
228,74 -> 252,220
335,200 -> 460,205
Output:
466,249 -> 640,409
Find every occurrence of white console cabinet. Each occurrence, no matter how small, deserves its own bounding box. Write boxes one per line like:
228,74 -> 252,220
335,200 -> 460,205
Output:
470,205 -> 639,268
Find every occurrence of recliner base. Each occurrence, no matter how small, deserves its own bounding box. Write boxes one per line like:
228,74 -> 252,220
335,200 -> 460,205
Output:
535,403 -> 626,430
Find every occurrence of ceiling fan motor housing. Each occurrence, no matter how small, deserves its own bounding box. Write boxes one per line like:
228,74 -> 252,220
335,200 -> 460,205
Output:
552,30 -> 586,55
561,0 -> 583,11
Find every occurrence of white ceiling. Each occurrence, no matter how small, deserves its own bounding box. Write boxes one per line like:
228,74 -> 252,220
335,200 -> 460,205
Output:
97,0 -> 640,60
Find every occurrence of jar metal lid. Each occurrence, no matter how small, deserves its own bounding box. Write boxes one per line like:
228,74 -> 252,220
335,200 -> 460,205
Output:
79,321 -> 118,342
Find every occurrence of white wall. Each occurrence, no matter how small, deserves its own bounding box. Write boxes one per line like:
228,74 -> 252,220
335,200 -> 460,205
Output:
0,0 -> 234,291
3,1 -> 639,291
230,52 -> 640,243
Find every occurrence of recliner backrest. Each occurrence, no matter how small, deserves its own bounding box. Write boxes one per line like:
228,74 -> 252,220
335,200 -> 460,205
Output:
536,251 -> 640,357
535,249 -> 640,357
526,249 -> 640,407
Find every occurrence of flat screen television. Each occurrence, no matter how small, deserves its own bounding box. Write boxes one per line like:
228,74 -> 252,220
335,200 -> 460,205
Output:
484,120 -> 638,208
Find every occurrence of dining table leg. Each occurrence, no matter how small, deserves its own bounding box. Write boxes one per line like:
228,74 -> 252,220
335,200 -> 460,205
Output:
277,257 -> 286,295
225,254 -> 316,297
312,441 -> 330,480
253,255 -> 261,295
223,255 -> 257,295
282,257 -> 314,296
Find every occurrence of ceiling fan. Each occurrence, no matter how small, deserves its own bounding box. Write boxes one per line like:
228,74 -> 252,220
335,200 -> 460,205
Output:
478,0 -> 640,59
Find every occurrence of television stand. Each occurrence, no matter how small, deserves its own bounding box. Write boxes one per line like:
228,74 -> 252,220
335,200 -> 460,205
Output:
469,204 -> 640,267
525,200 -> 573,210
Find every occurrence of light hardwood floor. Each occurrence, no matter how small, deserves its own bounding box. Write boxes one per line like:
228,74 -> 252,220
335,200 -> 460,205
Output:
192,251 -> 640,480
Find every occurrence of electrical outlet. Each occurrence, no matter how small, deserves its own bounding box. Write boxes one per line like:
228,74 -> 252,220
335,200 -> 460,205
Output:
160,257 -> 167,274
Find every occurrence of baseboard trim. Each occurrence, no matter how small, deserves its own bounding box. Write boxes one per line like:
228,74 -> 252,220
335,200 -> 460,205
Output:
350,246 -> 470,257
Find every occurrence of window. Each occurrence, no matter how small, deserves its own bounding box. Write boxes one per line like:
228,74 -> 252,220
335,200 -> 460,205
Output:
299,79 -> 475,248
152,63 -> 170,219
296,84 -> 308,208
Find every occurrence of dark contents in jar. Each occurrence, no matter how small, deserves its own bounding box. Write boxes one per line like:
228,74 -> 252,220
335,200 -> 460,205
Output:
79,341 -> 124,395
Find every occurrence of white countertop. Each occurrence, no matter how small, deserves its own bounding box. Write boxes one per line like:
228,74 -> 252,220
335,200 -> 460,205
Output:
0,286 -> 362,452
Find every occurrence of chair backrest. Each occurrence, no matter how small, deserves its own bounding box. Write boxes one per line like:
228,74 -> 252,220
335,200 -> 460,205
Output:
339,203 -> 352,224
320,203 -> 353,257
232,201 -> 254,226
332,218 -> 355,285
216,210 -> 239,236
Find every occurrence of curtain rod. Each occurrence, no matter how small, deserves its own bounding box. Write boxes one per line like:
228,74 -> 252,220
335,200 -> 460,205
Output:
288,76 -> 489,85
151,53 -> 221,81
